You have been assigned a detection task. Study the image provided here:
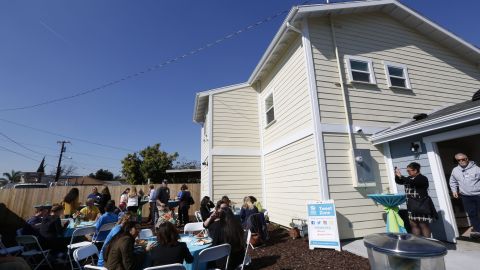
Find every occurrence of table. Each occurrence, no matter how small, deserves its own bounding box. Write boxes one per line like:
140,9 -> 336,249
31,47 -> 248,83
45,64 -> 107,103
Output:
367,193 -> 407,233
140,234 -> 211,270
63,220 -> 96,238
168,200 -> 179,209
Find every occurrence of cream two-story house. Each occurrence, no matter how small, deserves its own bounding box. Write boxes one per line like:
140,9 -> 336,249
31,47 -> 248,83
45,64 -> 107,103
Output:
193,0 -> 480,241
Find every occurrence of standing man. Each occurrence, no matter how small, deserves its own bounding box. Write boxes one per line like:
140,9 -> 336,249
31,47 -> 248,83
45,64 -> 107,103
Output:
450,153 -> 480,238
155,180 -> 170,224
148,185 -> 157,225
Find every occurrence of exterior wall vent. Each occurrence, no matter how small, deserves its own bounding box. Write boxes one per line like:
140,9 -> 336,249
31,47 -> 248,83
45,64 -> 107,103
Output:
472,89 -> 480,101
413,113 -> 428,121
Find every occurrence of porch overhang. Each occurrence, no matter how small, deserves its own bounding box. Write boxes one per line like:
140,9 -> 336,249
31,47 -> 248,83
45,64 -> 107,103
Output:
370,100 -> 480,145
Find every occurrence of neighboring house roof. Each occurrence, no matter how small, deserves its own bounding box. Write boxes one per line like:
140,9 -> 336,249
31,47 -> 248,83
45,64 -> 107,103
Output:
165,169 -> 201,173
193,0 -> 480,123
370,98 -> 480,144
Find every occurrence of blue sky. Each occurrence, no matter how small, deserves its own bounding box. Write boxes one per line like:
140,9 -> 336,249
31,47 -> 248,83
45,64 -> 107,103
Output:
0,0 -> 479,176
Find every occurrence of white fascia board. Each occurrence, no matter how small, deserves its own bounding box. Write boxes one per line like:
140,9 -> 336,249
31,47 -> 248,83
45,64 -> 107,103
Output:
370,107 -> 480,145
297,0 -> 394,14
247,7 -> 300,84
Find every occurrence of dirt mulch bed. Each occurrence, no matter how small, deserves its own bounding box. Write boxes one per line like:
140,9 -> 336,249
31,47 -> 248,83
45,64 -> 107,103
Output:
246,225 -> 370,270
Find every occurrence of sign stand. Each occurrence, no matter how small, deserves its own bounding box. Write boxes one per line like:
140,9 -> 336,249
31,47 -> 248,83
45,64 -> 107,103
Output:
307,200 -> 341,251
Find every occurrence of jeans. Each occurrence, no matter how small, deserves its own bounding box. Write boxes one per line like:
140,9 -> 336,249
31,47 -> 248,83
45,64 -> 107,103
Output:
461,195 -> 480,232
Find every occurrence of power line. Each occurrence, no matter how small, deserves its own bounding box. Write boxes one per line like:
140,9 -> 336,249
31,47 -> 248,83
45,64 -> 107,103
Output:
0,131 -> 46,156
0,7 -> 292,112
0,145 -> 40,162
0,117 -> 135,152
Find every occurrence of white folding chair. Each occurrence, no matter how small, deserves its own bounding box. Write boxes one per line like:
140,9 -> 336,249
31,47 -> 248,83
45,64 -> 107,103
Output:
16,235 -> 52,270
195,211 -> 203,222
144,263 -> 186,270
92,222 -> 116,244
139,228 -> 153,239
236,230 -> 252,270
183,222 -> 204,234
195,243 -> 231,270
0,234 -> 23,256
67,225 -> 97,270
73,243 -> 105,269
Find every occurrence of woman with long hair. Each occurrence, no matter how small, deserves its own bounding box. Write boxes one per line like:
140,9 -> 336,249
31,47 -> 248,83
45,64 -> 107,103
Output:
126,186 -> 139,213
208,207 -> 245,270
63,187 -> 80,218
147,222 -> 193,266
97,213 -> 132,267
98,186 -> 111,214
104,220 -> 139,270
395,162 -> 437,237
200,196 -> 215,221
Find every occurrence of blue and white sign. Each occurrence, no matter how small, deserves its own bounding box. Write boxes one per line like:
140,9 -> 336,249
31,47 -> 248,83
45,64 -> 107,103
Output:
307,200 -> 341,251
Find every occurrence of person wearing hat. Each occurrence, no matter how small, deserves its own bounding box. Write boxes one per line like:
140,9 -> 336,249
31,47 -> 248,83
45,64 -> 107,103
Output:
27,204 -> 50,226
39,204 -> 70,253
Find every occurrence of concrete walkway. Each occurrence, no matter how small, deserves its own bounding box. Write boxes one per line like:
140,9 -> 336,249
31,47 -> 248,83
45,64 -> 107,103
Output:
342,238 -> 480,270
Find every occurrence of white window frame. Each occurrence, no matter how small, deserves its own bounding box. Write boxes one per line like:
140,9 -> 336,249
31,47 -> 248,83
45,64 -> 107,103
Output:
264,92 -> 276,128
345,55 -> 376,85
383,61 -> 411,89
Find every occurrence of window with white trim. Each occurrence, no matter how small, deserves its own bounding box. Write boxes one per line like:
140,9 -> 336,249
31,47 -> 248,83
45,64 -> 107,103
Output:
345,56 -> 376,84
265,93 -> 275,126
384,61 -> 411,89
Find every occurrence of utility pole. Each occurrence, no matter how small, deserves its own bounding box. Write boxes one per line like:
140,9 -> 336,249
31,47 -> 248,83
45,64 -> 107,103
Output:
54,141 -> 70,182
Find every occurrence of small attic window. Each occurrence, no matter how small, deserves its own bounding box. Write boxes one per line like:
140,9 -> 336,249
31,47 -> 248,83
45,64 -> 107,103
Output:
384,61 -> 411,89
265,93 -> 275,127
345,55 -> 376,84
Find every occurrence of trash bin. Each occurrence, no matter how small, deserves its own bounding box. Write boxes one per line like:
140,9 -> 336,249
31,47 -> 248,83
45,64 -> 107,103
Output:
364,233 -> 447,270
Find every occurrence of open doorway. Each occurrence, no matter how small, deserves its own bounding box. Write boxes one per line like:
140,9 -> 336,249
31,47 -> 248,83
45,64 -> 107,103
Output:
437,134 -> 480,237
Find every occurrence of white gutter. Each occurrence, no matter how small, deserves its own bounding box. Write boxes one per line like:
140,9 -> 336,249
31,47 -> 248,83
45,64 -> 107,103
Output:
247,7 -> 300,84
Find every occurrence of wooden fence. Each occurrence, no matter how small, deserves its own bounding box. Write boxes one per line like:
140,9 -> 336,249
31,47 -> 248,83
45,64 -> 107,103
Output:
0,184 -> 200,220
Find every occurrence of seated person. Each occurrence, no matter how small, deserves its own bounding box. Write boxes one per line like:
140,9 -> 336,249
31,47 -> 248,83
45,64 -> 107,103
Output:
249,196 -> 263,213
147,222 -> 193,266
80,198 -> 100,221
155,202 -> 176,228
95,200 -> 119,242
104,221 -> 140,270
200,196 -> 215,221
38,204 -> 70,252
21,204 -> 50,236
203,200 -> 229,237
221,195 -> 232,207
97,213 -> 131,267
240,196 -> 258,226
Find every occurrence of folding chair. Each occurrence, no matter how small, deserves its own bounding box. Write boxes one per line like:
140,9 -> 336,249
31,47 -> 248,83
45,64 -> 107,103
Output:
246,213 -> 269,246
73,243 -> 103,269
195,211 -> 203,222
67,225 -> 96,270
16,235 -> 52,270
0,234 -> 23,256
195,243 -> 231,270
236,230 -> 252,270
139,228 -> 153,239
183,222 -> 204,234
92,223 -> 116,244
144,263 -> 186,270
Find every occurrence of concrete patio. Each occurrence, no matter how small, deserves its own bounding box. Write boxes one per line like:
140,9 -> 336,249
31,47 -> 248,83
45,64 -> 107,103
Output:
342,238 -> 480,270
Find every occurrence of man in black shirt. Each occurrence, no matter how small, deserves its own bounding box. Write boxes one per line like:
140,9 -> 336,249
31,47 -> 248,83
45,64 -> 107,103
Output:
155,180 -> 170,225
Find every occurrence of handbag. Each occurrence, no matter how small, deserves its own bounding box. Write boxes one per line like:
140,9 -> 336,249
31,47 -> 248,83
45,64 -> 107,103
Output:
407,196 -> 435,216
250,232 -> 263,247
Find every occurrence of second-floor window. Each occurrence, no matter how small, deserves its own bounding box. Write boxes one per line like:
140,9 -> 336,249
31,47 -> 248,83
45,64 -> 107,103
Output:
265,93 -> 275,126
345,55 -> 376,84
384,61 -> 411,89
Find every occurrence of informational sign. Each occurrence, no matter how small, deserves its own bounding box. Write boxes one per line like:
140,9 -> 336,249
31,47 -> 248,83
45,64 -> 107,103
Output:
307,200 -> 341,251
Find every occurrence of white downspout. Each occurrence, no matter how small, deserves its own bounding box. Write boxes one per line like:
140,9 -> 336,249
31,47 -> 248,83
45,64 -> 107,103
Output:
329,15 -> 359,186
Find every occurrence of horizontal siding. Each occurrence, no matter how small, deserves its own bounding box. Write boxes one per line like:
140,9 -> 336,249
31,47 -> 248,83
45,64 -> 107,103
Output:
211,156 -> 262,205
212,86 -> 260,148
264,135 -> 321,228
323,133 -> 389,238
259,37 -> 314,147
201,114 -> 209,198
310,13 -> 480,126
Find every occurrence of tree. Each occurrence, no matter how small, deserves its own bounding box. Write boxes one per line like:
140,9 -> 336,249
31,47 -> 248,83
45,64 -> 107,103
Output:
121,153 -> 144,184
3,170 -> 22,183
121,143 -> 178,184
49,165 -> 77,177
173,158 -> 200,169
89,169 -> 114,181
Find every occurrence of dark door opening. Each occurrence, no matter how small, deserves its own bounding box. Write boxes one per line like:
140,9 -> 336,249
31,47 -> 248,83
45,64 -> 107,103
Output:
437,134 -> 480,237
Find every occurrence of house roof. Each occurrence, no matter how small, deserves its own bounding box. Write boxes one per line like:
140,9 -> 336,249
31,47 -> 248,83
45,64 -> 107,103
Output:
370,98 -> 480,144
193,0 -> 480,123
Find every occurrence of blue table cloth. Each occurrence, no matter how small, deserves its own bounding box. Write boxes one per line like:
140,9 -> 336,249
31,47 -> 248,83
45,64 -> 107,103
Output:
142,234 -> 211,270
168,200 -> 180,209
368,193 -> 407,233
63,220 -> 96,238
